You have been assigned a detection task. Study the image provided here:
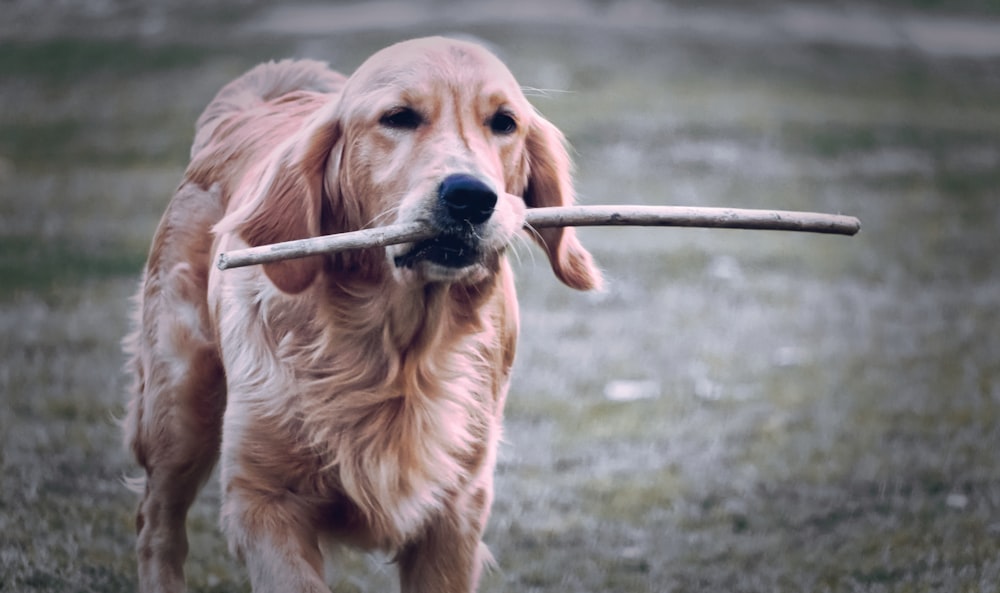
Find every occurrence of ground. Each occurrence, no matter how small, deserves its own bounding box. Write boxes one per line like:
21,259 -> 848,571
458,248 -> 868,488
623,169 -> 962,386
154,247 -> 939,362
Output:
2,1 -> 999,592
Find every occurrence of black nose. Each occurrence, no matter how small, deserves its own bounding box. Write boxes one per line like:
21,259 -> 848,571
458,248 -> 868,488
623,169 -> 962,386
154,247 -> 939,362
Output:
438,174 -> 497,225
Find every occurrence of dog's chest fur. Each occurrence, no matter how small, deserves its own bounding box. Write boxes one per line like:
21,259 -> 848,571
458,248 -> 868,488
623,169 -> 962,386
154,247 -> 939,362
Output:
213,267 -> 513,549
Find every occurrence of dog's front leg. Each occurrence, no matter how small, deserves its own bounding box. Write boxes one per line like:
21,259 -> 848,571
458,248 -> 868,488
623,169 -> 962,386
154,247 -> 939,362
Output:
221,478 -> 328,593
396,491 -> 492,593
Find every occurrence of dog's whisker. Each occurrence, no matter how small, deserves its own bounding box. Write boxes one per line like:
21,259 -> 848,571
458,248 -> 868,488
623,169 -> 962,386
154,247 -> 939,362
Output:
365,205 -> 403,229
521,222 -> 546,247
514,232 -> 538,268
520,86 -> 575,98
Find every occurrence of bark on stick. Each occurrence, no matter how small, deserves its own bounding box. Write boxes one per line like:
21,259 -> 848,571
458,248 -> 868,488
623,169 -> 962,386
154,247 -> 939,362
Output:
217,205 -> 861,270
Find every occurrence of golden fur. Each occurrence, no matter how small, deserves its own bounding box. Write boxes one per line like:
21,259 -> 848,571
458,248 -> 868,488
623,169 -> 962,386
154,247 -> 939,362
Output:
123,37 -> 601,593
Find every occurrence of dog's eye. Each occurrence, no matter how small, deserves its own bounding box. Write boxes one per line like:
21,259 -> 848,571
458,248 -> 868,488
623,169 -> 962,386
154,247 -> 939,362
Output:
380,107 -> 422,130
489,112 -> 517,135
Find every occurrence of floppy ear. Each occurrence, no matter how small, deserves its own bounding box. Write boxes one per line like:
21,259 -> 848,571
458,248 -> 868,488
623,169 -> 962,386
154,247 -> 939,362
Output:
524,115 -> 603,291
231,113 -> 341,294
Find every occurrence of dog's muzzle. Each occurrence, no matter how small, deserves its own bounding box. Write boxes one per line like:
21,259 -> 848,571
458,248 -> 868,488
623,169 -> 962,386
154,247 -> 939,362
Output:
394,174 -> 498,270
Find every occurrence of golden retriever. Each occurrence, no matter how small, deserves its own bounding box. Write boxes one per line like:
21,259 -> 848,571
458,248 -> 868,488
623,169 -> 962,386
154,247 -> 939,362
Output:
123,36 -> 601,593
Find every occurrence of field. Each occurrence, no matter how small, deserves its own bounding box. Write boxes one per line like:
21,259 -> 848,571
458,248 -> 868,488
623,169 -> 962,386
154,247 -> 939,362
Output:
2,1 -> 1000,591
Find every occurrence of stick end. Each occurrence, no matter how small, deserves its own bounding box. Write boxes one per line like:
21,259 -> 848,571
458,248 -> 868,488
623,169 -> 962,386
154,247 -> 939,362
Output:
843,216 -> 862,236
216,253 -> 231,270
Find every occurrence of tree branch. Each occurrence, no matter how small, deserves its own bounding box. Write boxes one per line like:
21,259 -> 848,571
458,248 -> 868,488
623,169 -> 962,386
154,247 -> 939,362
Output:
217,205 -> 860,270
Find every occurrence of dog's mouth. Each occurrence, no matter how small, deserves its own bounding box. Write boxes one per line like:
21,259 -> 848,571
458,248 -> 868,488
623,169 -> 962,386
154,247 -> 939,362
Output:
393,232 -> 481,270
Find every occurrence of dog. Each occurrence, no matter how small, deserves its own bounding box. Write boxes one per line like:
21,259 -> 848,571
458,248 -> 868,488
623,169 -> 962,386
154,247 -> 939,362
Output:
123,36 -> 602,593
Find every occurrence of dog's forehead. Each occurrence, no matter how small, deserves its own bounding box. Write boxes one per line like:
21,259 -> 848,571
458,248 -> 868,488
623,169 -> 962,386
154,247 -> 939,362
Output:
367,37 -> 511,80
344,37 -> 522,105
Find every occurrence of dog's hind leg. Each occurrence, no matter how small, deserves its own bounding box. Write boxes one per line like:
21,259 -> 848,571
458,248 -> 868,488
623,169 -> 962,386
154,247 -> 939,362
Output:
123,184 -> 226,593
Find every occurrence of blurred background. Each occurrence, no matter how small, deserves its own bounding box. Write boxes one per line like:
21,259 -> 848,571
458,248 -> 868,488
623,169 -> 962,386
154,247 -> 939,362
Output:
2,1 -> 999,591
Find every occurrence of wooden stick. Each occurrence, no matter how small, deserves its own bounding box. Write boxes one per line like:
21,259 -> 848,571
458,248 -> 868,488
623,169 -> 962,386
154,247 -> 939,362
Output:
217,205 -> 860,270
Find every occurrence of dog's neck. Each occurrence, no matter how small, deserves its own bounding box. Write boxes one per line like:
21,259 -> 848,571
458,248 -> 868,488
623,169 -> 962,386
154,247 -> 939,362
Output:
326,272 -> 499,355
280,266 -> 501,392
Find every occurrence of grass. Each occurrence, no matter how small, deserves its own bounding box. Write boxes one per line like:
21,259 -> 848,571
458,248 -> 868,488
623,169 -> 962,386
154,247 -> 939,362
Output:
3,2 -> 1000,592
0,235 -> 146,297
0,39 -> 210,82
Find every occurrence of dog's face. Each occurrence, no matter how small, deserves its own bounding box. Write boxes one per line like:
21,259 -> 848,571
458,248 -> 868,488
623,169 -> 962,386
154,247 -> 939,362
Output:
230,37 -> 601,293
336,38 -> 531,285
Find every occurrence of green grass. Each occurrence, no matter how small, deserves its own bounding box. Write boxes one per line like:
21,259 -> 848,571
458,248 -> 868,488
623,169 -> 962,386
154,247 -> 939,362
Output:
0,39 -> 211,82
0,236 -> 145,298
3,3 -> 1000,592
0,117 -> 196,168
883,0 -> 1000,12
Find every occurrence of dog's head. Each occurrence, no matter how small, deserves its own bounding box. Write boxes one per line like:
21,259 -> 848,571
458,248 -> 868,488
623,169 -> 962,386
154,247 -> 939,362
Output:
232,37 -> 601,293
